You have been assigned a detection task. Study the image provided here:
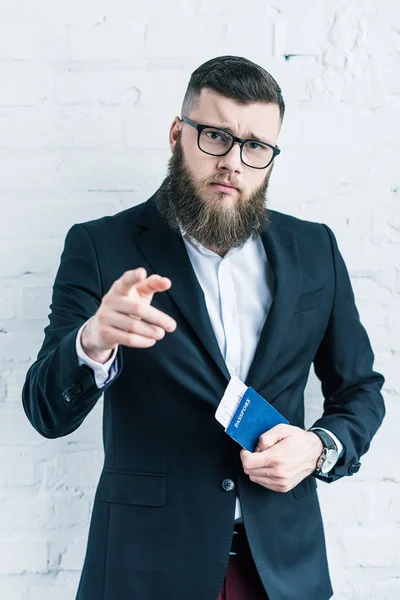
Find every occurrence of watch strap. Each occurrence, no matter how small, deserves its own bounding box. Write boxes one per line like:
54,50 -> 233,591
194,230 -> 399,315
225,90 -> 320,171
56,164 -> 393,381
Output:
311,428 -> 338,475
311,428 -> 337,451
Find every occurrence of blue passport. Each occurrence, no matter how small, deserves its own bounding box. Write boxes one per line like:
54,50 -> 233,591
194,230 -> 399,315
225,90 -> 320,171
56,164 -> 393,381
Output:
224,386 -> 289,452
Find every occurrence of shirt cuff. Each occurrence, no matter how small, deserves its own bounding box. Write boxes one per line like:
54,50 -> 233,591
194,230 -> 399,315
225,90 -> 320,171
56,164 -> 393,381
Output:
76,322 -> 118,388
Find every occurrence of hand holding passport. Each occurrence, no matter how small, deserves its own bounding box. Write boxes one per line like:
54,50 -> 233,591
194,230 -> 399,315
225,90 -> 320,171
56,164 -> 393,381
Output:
215,376 -> 288,452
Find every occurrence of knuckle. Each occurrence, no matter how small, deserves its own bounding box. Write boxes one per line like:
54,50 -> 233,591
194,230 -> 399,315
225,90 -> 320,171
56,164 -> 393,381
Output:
130,301 -> 141,314
269,458 -> 279,469
242,458 -> 250,471
102,293 -> 113,306
274,467 -> 285,479
96,309 -> 107,323
126,333 -> 137,346
126,320 -> 138,334
280,483 -> 291,493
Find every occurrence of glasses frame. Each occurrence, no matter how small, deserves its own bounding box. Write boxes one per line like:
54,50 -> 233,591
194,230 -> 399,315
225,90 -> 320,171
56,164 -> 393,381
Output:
181,116 -> 281,170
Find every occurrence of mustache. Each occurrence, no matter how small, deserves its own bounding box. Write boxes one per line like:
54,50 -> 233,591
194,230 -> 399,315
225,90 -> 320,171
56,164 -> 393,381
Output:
201,174 -> 243,193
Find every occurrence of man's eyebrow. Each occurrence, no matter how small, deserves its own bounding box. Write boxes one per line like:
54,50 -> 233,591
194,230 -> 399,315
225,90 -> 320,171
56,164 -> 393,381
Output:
213,122 -> 269,144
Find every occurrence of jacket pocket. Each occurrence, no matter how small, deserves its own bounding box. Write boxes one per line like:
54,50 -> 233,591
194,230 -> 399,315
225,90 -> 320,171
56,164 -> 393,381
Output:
96,470 -> 167,507
294,286 -> 325,313
292,475 -> 317,499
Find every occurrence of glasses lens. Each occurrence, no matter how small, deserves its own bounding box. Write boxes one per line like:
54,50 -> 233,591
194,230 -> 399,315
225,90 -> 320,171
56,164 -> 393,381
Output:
199,128 -> 233,155
242,141 -> 274,168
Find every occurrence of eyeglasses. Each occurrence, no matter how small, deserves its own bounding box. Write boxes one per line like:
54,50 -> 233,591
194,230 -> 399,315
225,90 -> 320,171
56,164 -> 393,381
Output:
181,116 -> 281,170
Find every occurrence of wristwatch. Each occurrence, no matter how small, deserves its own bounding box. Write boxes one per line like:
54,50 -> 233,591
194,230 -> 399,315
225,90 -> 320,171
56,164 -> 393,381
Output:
311,429 -> 338,475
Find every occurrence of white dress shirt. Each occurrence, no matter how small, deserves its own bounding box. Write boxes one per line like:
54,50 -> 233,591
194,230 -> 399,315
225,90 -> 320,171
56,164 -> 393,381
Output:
76,322 -> 118,387
76,232 -> 342,520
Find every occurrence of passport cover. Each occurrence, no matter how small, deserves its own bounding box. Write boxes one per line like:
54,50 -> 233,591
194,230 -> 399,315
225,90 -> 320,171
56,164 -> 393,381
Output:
225,387 -> 289,452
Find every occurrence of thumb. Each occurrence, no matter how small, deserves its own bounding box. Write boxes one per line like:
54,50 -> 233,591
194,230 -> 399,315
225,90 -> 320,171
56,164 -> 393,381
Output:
115,268 -> 147,295
256,424 -> 291,452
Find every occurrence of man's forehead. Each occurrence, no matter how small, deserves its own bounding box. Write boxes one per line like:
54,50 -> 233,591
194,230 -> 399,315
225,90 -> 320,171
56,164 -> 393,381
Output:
191,88 -> 281,140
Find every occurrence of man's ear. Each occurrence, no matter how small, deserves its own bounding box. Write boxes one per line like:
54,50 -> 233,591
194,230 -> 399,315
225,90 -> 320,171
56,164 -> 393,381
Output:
169,117 -> 182,153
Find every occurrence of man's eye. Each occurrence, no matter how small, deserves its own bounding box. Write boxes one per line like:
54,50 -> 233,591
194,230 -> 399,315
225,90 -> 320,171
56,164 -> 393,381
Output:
248,142 -> 264,151
206,131 -> 222,140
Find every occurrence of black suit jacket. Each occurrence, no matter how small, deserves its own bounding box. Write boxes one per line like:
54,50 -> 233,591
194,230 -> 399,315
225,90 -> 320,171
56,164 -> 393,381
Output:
23,188 -> 385,600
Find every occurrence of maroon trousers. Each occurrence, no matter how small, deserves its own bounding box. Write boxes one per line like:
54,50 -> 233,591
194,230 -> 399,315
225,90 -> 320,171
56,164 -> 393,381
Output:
217,526 -> 269,600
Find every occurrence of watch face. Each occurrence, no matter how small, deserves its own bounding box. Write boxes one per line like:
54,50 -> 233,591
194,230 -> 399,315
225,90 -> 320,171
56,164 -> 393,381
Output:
320,449 -> 338,474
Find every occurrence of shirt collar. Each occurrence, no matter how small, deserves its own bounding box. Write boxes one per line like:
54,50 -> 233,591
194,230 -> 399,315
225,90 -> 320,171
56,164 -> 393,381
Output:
179,223 -> 256,259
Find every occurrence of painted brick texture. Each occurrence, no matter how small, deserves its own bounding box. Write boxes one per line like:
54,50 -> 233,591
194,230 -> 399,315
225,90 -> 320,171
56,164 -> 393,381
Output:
0,1 -> 399,598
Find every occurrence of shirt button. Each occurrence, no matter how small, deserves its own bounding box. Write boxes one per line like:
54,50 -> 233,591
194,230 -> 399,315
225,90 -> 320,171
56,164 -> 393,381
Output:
226,312 -> 233,320
221,479 -> 235,492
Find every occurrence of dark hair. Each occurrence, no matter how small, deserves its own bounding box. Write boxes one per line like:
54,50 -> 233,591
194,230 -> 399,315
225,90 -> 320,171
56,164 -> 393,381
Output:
181,55 -> 285,121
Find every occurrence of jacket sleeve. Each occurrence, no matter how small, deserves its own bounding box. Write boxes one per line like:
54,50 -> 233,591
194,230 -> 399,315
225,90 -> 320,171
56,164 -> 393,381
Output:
22,223 -> 123,439
311,224 -> 385,482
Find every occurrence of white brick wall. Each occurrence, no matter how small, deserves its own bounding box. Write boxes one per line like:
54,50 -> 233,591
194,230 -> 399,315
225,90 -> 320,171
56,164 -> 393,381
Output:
0,1 -> 398,598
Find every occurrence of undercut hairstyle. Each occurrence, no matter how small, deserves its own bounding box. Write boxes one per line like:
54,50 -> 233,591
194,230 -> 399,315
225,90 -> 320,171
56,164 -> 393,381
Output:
181,55 -> 285,121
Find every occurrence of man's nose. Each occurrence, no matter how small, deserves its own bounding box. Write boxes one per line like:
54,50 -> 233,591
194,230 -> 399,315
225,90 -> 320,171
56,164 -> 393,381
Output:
216,142 -> 243,174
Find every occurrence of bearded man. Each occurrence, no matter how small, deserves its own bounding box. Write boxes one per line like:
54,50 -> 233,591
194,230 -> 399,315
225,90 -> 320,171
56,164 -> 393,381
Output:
23,55 -> 385,600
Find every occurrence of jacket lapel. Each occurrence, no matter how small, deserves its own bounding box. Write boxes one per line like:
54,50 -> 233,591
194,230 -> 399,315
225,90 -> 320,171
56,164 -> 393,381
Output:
245,216 -> 302,393
135,192 -> 302,394
135,193 -> 231,382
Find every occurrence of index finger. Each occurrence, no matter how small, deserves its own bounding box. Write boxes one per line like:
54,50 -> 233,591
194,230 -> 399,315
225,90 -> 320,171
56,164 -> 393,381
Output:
135,274 -> 172,296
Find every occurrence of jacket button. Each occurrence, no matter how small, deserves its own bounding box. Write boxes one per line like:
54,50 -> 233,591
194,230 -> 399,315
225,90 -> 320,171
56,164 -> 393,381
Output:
70,383 -> 82,396
62,383 -> 82,402
348,462 -> 361,475
221,479 -> 235,492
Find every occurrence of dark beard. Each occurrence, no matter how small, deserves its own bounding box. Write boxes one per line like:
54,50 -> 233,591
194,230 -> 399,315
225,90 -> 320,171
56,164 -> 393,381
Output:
156,135 -> 272,255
